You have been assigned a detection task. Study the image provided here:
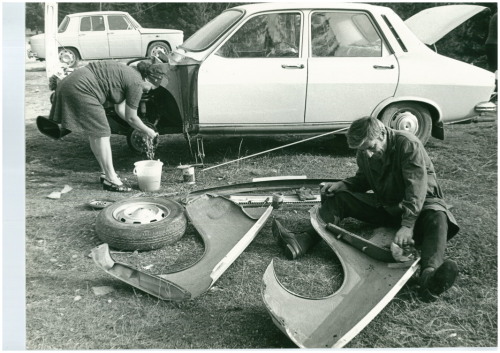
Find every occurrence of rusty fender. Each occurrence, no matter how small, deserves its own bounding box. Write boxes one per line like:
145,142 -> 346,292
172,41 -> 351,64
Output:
261,205 -> 420,348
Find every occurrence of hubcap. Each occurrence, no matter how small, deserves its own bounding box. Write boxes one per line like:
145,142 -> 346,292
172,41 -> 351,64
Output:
112,202 -> 170,224
391,111 -> 419,134
151,46 -> 168,57
59,50 -> 75,66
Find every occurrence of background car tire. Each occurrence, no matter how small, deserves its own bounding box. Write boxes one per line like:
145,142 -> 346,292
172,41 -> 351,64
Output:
147,41 -> 171,57
95,197 -> 187,251
58,47 -> 79,68
380,102 -> 432,145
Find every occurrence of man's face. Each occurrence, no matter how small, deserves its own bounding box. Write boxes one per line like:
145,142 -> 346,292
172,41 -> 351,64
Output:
358,135 -> 386,159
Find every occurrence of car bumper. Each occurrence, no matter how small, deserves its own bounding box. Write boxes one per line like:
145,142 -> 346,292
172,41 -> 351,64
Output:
475,100 -> 497,113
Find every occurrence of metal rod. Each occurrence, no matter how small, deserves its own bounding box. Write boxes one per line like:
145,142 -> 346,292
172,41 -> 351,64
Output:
202,128 -> 348,172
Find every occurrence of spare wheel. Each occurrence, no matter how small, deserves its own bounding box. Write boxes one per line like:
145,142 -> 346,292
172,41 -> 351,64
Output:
95,197 -> 187,251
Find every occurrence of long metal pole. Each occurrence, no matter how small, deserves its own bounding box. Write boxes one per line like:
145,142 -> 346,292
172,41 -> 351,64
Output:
44,2 -> 59,78
202,128 -> 349,172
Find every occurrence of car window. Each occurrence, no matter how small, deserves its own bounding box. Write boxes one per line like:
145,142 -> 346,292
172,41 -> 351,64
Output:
108,15 -> 132,30
217,12 -> 301,58
181,9 -> 244,51
80,16 -> 105,32
311,11 -> 384,57
58,16 -> 70,33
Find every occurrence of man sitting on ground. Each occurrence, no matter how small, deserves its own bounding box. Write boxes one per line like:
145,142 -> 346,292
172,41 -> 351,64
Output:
273,116 -> 459,302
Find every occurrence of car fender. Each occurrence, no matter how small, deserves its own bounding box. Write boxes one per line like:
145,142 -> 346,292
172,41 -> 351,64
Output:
91,194 -> 273,301
262,205 -> 420,348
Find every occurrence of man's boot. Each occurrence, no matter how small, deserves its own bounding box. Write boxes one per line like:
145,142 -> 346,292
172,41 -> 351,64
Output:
418,259 -> 459,302
272,218 -> 321,260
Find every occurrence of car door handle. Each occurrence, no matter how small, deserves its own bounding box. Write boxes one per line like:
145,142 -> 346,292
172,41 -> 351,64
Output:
373,65 -> 394,69
108,32 -> 114,35
281,64 -> 304,69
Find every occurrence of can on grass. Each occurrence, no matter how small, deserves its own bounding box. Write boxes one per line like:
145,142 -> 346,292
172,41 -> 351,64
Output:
177,165 -> 195,184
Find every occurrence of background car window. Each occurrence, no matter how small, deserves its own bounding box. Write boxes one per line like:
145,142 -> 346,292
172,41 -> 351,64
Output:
80,16 -> 105,32
218,12 -> 301,58
311,12 -> 383,57
108,15 -> 132,30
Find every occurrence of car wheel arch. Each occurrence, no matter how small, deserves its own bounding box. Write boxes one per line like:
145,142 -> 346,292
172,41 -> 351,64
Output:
373,97 -> 442,122
372,97 -> 444,144
374,98 -> 442,138
58,46 -> 81,58
146,41 -> 172,57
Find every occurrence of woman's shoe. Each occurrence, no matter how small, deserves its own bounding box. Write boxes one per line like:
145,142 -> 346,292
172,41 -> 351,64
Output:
99,173 -> 121,184
102,179 -> 132,192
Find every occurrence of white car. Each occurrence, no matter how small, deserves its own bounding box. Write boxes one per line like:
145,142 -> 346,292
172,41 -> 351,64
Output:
142,2 -> 494,149
28,11 -> 183,68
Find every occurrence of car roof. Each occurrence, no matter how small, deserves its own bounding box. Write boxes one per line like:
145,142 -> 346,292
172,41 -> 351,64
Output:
66,11 -> 129,17
231,2 -> 390,15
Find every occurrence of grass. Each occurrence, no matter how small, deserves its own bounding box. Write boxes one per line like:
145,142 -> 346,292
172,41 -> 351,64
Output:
25,70 -> 497,349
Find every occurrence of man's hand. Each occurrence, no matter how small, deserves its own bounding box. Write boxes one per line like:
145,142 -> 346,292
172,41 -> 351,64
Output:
320,181 -> 347,197
394,226 -> 414,247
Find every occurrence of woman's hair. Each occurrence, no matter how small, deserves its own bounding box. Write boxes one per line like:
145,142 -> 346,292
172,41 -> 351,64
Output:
346,116 -> 385,149
136,61 -> 152,79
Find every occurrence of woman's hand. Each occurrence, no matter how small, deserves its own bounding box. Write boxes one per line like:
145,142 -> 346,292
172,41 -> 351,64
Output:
142,127 -> 158,140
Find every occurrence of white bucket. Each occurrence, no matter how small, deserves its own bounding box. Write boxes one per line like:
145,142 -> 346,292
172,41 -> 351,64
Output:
133,160 -> 163,192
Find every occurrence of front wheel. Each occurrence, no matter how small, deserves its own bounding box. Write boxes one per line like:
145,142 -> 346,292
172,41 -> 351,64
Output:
380,102 -> 432,145
147,41 -> 171,58
58,47 -> 79,68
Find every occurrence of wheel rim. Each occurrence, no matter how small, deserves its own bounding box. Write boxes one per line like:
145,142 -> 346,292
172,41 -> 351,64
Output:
59,49 -> 76,66
129,129 -> 158,153
112,202 -> 170,224
389,110 -> 419,135
150,45 -> 169,57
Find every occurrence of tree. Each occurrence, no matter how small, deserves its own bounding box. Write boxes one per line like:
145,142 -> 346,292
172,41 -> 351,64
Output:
25,2 -> 44,33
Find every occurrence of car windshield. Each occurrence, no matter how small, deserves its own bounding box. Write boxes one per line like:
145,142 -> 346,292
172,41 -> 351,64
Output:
180,9 -> 243,51
128,15 -> 142,29
58,16 -> 70,33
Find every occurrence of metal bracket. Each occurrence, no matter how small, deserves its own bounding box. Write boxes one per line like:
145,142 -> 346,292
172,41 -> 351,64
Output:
196,136 -> 205,165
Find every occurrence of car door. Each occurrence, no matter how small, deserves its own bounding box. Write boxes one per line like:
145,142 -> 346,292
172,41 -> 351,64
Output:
197,11 -> 307,126
305,11 -> 398,123
78,15 -> 110,59
107,14 -> 142,58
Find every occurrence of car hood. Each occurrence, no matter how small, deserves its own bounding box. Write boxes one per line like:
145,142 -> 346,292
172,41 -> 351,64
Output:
138,28 -> 183,35
405,5 -> 487,45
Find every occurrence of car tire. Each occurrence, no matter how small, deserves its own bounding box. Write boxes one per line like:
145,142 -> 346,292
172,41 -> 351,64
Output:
380,102 -> 432,145
58,47 -> 79,68
147,41 -> 171,57
95,197 -> 187,251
